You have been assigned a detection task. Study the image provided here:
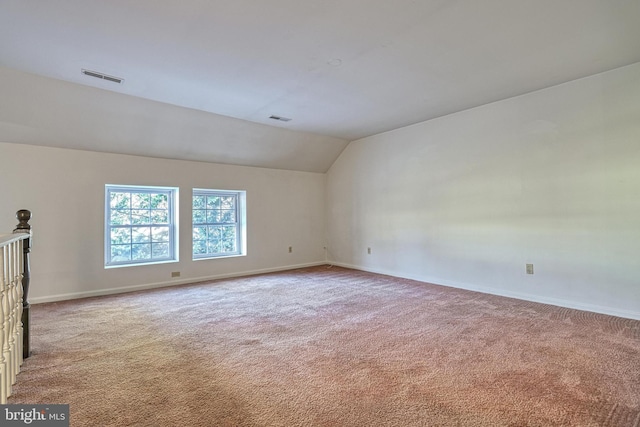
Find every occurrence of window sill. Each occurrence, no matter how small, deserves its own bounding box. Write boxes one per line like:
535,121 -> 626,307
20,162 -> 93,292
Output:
105,259 -> 179,269
192,253 -> 246,262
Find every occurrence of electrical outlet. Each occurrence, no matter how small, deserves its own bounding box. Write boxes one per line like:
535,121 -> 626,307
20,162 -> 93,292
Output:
367,247 -> 371,255
526,264 -> 534,275
171,271 -> 180,278
288,246 -> 293,253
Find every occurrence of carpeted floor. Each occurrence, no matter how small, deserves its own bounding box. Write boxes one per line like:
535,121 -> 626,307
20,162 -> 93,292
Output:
9,266 -> 640,426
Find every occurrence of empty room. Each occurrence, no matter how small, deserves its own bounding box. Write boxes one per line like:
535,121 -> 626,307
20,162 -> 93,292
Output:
1,1 -> 639,426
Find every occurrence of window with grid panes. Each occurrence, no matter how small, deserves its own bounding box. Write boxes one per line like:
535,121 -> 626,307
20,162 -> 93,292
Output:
192,189 -> 245,259
105,185 -> 178,267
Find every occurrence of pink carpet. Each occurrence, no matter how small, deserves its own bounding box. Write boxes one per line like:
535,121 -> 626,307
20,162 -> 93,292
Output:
9,266 -> 640,426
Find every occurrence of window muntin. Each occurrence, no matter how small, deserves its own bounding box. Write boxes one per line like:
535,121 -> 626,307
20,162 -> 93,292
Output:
105,185 -> 178,267
193,189 -> 245,259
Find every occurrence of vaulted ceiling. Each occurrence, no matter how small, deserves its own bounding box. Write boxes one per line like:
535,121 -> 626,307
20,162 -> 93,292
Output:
1,0 -> 639,172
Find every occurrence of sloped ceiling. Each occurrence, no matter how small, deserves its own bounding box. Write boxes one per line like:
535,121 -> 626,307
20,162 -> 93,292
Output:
1,0 -> 639,172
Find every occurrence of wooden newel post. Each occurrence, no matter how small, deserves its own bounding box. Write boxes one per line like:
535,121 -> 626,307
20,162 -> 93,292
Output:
13,210 -> 31,359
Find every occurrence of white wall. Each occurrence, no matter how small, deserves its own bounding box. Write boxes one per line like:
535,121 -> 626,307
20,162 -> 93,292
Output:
327,62 -> 640,320
2,63 -> 639,319
0,143 -> 326,302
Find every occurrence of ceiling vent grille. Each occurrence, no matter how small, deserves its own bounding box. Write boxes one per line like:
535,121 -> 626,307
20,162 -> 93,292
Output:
269,115 -> 292,122
81,69 -> 124,84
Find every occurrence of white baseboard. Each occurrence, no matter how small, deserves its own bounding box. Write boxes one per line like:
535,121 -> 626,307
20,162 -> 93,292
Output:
30,261 -> 327,304
329,261 -> 640,321
32,260 -> 640,321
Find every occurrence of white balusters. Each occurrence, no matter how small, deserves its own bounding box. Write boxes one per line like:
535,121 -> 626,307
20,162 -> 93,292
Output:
0,242 -> 7,403
0,234 -> 27,404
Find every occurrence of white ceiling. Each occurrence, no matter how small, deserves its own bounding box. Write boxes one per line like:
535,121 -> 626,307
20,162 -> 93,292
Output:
1,0 -> 640,172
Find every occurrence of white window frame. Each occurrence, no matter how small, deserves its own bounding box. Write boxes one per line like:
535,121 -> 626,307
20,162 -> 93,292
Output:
192,188 -> 246,260
105,184 -> 179,268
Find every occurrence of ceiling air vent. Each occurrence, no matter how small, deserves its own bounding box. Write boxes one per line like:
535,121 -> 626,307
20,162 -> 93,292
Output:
269,115 -> 292,122
81,69 -> 124,84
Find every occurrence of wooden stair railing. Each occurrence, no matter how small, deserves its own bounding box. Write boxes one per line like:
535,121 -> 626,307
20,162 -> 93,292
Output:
0,209 -> 32,404
13,209 -> 32,360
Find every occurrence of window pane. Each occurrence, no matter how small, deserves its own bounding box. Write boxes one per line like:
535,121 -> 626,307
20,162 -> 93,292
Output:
152,226 -> 170,242
111,245 -> 131,262
152,243 -> 169,258
206,240 -> 221,254
220,226 -> 237,252
220,196 -> 235,209
206,210 -> 219,224
132,193 -> 150,209
206,196 -> 220,209
193,195 -> 206,209
110,228 -> 131,245
193,209 -> 207,224
221,225 -> 236,239
193,240 -> 207,255
131,209 -> 150,224
220,209 -> 235,223
132,227 -> 151,243
110,210 -> 130,225
131,243 -> 151,260
110,192 -> 130,209
193,226 -> 207,240
149,193 -> 168,209
207,226 -> 222,253
207,226 -> 220,239
151,209 -> 168,224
